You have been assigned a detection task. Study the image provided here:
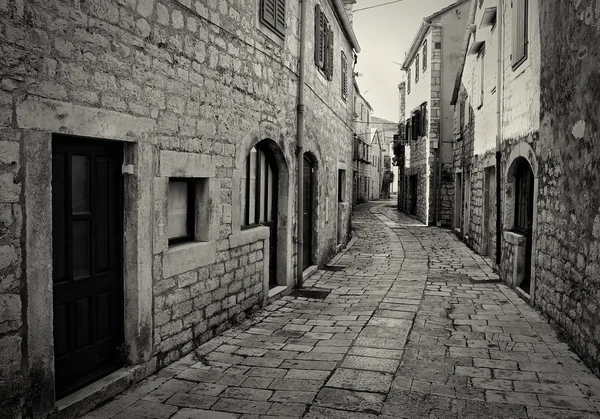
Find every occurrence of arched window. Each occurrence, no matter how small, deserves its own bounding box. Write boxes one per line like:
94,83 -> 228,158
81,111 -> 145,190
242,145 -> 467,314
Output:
241,145 -> 277,227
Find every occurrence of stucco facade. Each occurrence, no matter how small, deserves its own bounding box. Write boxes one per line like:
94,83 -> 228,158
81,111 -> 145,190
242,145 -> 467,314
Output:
451,0 -> 541,290
0,0 -> 359,417
398,0 -> 471,226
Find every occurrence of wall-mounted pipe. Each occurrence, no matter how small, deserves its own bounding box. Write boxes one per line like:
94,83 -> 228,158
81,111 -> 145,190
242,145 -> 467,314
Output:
296,0 -> 307,289
495,0 -> 504,266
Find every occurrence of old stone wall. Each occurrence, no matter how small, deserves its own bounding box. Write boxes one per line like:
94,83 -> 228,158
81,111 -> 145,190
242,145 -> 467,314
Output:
536,0 -> 600,375
0,0 -> 356,416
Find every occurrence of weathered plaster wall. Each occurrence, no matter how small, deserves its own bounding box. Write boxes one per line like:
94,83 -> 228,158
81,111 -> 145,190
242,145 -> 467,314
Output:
501,0 -> 541,139
0,0 -> 355,416
537,0 -> 600,375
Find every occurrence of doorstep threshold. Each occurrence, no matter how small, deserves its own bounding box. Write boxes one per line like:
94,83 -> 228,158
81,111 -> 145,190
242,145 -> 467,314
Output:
52,361 -> 155,419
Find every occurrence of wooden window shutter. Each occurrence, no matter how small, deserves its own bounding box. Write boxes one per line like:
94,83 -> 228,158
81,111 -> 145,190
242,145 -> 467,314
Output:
511,0 -> 528,68
326,27 -> 334,80
420,104 -> 427,136
314,4 -> 321,65
262,0 -> 277,28
423,40 -> 427,71
275,0 -> 286,35
341,51 -> 347,100
415,55 -> 419,83
318,12 -> 326,68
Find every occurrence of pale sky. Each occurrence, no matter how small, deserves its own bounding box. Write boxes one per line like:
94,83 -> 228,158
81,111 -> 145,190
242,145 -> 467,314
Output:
353,0 -> 457,122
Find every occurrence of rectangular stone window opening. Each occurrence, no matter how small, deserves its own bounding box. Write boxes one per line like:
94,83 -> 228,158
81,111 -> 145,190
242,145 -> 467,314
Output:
168,179 -> 194,244
338,169 -> 346,202
407,69 -> 411,94
168,178 -> 212,245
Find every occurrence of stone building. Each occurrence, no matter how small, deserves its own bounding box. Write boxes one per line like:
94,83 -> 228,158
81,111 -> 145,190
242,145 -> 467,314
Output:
397,0 -> 471,225
0,0 -> 360,417
536,0 -> 600,377
370,116 -> 397,196
368,129 -> 384,200
352,80 -> 372,205
450,0 -> 541,300
450,0 -> 600,377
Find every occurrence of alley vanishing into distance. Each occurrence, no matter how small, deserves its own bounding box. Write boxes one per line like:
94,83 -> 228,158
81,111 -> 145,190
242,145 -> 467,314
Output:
85,201 -> 600,419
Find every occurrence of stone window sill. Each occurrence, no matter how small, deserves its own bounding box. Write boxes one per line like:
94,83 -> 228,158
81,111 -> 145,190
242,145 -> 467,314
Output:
503,230 -> 525,246
163,240 -> 216,278
230,226 -> 270,249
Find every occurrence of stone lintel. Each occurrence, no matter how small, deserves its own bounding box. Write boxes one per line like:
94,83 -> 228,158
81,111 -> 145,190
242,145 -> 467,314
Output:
16,96 -> 156,144
159,150 -> 215,178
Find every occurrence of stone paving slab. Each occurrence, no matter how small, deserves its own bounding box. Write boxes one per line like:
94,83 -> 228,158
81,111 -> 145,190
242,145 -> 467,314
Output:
85,200 -> 600,419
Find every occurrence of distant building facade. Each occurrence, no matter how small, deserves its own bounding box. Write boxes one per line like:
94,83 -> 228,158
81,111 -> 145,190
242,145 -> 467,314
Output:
352,81 -> 373,205
397,0 -> 471,225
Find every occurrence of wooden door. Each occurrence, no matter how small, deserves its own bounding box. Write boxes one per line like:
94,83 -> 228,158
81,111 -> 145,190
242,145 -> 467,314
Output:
52,136 -> 124,399
410,175 -> 418,216
483,167 -> 496,257
302,156 -> 313,269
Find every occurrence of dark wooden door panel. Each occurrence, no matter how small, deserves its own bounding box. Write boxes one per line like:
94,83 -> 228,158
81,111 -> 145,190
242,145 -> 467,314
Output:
52,136 -> 124,399
303,157 -> 313,269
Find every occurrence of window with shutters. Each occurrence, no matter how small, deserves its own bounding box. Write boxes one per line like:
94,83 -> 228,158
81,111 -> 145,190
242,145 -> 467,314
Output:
341,51 -> 348,101
314,4 -> 334,80
511,0 -> 528,70
479,48 -> 485,108
260,0 -> 286,38
415,55 -> 419,83
422,40 -> 427,72
459,100 -> 465,134
407,69 -> 411,94
420,103 -> 427,136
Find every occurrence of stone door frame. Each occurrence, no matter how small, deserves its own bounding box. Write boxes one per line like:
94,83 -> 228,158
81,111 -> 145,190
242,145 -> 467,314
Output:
503,141 -> 539,304
16,97 -> 156,417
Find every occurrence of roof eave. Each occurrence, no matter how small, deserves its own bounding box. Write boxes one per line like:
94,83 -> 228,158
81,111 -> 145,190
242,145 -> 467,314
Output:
450,0 -> 478,105
332,0 -> 361,53
401,21 -> 430,70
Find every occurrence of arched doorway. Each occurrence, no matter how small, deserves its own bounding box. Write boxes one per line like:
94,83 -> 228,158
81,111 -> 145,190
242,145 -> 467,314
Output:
303,154 -> 314,269
512,157 -> 534,294
241,143 -> 278,288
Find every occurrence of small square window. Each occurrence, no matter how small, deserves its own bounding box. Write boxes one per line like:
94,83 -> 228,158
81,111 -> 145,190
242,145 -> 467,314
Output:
168,178 -> 195,245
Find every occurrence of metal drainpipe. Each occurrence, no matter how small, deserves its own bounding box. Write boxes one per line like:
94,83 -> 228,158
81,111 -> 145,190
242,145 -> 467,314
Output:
495,0 -> 504,266
296,0 -> 307,289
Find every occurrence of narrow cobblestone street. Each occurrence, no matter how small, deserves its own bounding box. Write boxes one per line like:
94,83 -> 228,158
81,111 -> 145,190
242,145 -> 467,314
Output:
86,201 -> 600,419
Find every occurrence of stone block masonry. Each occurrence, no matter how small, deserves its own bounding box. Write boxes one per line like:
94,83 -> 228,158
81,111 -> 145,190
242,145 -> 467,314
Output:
0,0 -> 357,417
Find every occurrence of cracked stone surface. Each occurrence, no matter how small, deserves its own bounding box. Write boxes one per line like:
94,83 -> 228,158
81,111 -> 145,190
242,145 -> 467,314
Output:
85,200 -> 600,418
